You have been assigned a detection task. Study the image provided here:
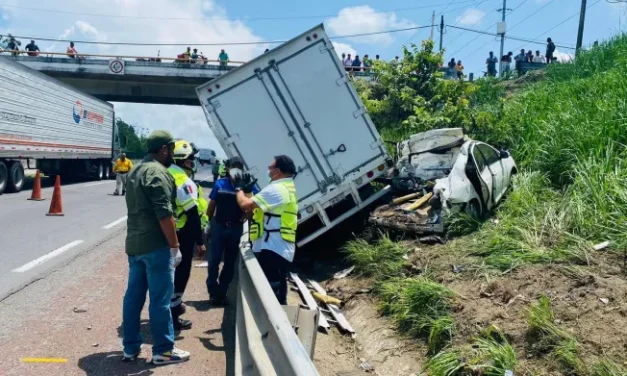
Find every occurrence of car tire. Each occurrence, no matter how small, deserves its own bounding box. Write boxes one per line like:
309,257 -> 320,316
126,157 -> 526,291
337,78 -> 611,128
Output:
7,161 -> 24,193
466,199 -> 482,220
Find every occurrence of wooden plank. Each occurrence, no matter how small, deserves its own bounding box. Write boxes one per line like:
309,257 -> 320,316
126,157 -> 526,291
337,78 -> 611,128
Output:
296,309 -> 319,359
406,192 -> 432,211
290,273 -> 331,330
328,304 -> 355,334
392,192 -> 421,205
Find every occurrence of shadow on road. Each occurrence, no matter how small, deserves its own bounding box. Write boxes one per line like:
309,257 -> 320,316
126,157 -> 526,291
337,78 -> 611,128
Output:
116,320 -> 154,345
77,351 -> 156,376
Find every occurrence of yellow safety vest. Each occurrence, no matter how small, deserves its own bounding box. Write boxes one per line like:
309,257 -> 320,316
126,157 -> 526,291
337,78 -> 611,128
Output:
169,166 -> 200,230
250,179 -> 298,243
197,185 -> 209,228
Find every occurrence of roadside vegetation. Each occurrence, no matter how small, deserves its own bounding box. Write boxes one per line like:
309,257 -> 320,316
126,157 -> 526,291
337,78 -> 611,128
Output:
341,35 -> 627,375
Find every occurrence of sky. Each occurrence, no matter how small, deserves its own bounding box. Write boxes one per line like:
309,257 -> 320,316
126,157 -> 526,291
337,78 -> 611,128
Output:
0,0 -> 621,157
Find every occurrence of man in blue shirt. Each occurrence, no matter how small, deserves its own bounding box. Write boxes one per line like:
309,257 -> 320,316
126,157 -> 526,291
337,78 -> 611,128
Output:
206,157 -> 258,305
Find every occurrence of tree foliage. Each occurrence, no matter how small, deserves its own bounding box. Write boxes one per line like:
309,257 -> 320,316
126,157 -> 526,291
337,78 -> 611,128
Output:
355,39 -> 477,143
116,118 -> 147,158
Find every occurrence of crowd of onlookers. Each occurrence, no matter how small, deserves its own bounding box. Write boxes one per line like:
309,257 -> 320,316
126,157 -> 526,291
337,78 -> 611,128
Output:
340,53 -> 393,72
484,37 -> 557,77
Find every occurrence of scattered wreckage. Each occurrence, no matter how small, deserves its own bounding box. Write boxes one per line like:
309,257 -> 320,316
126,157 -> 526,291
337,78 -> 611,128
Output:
371,128 -> 517,235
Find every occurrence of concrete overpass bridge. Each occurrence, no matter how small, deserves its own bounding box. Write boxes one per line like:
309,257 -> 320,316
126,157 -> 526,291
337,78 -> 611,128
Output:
13,54 -> 239,105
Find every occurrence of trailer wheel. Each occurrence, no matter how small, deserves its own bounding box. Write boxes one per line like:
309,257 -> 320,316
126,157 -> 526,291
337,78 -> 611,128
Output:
0,161 -> 7,194
103,163 -> 111,180
7,161 -> 24,193
96,162 -> 104,181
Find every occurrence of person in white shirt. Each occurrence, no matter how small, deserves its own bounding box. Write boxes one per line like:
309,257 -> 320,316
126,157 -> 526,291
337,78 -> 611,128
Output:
533,50 -> 546,64
233,155 -> 298,304
343,54 -> 352,71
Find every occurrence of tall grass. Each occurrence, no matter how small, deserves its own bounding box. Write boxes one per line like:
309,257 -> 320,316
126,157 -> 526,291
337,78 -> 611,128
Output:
343,235 -> 407,279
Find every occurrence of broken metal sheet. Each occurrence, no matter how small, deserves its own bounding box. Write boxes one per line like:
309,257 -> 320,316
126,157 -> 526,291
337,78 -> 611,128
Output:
328,304 -> 355,334
308,280 -> 327,295
334,266 -> 355,279
290,273 -> 331,331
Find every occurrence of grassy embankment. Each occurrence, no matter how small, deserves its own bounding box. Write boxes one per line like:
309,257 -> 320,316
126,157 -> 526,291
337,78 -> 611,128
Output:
344,35 -> 627,375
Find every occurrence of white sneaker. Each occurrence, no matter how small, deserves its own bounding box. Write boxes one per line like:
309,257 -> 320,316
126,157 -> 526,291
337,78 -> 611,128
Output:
152,347 -> 190,365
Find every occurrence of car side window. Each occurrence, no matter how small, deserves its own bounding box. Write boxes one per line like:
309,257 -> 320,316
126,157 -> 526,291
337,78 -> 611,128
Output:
472,145 -> 487,171
478,144 -> 500,165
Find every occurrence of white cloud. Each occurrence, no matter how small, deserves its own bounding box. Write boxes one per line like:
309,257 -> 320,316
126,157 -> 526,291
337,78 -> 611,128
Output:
554,50 -> 574,63
0,0 -> 266,154
332,41 -> 357,59
455,9 -> 486,26
326,6 -> 416,45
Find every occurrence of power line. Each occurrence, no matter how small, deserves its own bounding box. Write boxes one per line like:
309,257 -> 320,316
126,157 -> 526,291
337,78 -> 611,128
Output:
0,0 -> 481,22
11,25 -> 435,47
445,0 -> 493,45
512,0 -> 601,51
507,0 -> 556,33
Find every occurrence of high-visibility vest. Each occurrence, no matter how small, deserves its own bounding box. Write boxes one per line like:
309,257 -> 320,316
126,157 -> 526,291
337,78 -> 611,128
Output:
168,166 -> 199,230
197,185 -> 209,228
250,179 -> 298,243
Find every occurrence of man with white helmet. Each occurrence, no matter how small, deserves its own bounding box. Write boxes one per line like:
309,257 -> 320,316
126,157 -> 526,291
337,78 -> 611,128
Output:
167,140 -> 207,330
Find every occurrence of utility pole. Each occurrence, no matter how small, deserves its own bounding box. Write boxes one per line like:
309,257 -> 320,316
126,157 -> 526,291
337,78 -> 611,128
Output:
576,0 -> 587,51
439,15 -> 444,51
430,11 -> 436,41
498,0 -> 507,77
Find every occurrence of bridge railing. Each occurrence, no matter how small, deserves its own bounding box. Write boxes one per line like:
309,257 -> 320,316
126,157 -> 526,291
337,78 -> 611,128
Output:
0,50 -> 247,66
235,229 -> 319,376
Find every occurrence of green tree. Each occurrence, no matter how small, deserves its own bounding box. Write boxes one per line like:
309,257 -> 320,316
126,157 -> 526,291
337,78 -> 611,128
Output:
116,118 -> 147,158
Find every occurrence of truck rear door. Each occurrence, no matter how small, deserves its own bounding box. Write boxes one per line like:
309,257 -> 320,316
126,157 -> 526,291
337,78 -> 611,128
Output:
264,35 -> 386,189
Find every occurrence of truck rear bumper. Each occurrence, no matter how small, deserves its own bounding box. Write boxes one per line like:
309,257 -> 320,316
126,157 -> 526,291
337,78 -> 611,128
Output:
296,185 -> 391,247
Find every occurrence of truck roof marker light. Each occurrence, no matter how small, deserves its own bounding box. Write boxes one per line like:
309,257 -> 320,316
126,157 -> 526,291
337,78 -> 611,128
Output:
216,84 -> 220,89
367,171 -> 374,178
207,88 -> 212,93
306,36 -> 312,42
313,33 -> 318,39
306,206 -> 314,214
377,164 -> 385,171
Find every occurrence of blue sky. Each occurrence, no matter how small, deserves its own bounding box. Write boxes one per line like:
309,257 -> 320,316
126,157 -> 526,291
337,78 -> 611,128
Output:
0,0 -> 621,154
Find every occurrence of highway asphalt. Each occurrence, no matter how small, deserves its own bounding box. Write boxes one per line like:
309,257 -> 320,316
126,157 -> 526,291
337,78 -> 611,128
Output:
0,164 -> 214,300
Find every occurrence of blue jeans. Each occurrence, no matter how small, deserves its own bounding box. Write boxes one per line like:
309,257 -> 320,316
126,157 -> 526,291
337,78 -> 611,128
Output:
122,247 -> 175,355
206,220 -> 242,297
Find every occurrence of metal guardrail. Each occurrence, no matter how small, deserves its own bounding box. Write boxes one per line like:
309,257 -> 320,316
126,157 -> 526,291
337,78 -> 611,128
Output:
235,229 -> 319,376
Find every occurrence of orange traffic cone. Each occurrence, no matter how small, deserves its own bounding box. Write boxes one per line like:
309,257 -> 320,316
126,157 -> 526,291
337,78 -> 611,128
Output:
28,170 -> 45,201
46,175 -> 64,216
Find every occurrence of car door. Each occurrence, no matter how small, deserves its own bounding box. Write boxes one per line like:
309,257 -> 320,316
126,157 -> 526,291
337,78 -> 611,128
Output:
470,143 -> 492,209
476,143 -> 506,204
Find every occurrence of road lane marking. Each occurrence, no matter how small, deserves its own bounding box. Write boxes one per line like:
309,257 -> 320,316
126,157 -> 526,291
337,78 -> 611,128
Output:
85,181 -> 115,187
21,358 -> 68,363
102,215 -> 128,229
12,240 -> 84,273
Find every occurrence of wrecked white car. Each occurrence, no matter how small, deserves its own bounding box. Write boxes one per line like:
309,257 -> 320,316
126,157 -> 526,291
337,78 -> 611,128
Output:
371,128 -> 517,234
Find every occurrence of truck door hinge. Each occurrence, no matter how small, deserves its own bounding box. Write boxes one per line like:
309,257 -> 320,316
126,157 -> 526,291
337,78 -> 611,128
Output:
268,59 -> 279,72
335,76 -> 348,86
204,100 -> 221,113
352,107 -> 367,118
254,68 -> 263,80
318,44 -> 333,54
223,134 -> 240,146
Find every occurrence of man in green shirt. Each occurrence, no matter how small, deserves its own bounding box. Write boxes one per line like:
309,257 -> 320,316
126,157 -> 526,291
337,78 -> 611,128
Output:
218,49 -> 229,70
122,130 -> 191,365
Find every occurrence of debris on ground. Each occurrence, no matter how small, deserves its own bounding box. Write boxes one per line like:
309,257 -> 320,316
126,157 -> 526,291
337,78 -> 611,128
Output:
290,273 -> 331,331
312,291 -> 342,306
359,361 -> 375,372
72,307 -> 87,313
593,241 -> 610,251
419,235 -> 446,245
334,266 -> 355,279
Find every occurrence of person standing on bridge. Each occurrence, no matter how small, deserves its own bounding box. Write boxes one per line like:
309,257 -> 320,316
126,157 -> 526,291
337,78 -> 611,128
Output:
167,140 -> 207,330
233,155 -> 298,305
25,40 -> 40,56
206,157 -> 258,305
113,153 -> 133,196
122,130 -> 190,365
67,41 -> 78,58
218,49 -> 229,70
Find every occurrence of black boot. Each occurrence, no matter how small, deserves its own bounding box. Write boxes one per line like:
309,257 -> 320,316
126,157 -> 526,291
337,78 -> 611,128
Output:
171,305 -> 192,330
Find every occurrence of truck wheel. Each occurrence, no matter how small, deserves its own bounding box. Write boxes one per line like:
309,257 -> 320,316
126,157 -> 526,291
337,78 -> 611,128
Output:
7,161 -> 24,193
96,162 -> 104,181
104,163 -> 111,180
0,161 -> 7,194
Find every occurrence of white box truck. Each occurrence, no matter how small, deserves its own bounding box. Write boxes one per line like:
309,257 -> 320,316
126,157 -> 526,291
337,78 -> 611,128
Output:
0,56 -> 118,194
196,24 -> 392,246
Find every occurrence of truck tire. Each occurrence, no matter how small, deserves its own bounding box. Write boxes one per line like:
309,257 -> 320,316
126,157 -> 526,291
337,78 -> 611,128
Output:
104,163 -> 111,180
0,161 -> 7,194
7,161 -> 24,193
96,162 -> 104,181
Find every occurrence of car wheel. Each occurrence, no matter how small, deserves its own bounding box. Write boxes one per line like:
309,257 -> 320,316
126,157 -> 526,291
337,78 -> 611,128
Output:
466,199 -> 482,220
